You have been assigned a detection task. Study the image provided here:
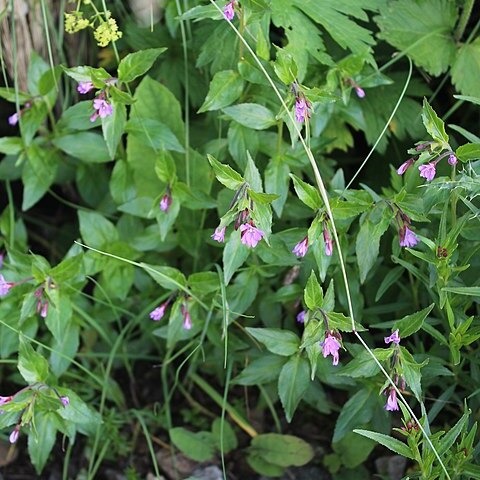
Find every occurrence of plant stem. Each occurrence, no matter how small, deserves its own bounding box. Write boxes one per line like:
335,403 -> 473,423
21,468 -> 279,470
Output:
455,0 -> 475,42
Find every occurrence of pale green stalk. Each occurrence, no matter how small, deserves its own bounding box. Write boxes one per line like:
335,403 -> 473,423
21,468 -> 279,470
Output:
210,1 -> 451,477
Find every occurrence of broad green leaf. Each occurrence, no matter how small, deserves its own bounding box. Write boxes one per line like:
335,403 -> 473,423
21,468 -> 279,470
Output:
53,132 -> 111,163
333,388 -> 377,442
233,355 -> 287,385
22,145 -> 59,210
339,349 -> 394,378
18,337 -> 49,384
117,47 -> 166,83
244,152 -> 263,192
223,229 -> 250,284
451,38 -> 480,97
102,101 -> 126,158
399,347 -> 427,400
169,427 -> 215,462
57,101 -> 100,131
208,154 -> 245,190
353,430 -> 414,459
50,320 -> 79,377
126,117 -> 185,153
330,197 -> 371,219
28,412 -> 59,474
198,70 -> 244,112
376,0 -> 457,76
212,418 -> 238,454
246,454 -> 285,477
249,433 -> 314,467
78,211 -> 118,246
273,47 -> 298,84
304,270 -> 323,310
290,174 -> 322,210
456,143 -> 480,162
228,121 -> 259,170
422,98 -> 449,145
143,264 -> 187,291
393,304 -> 434,338
278,355 -> 310,422
223,103 -> 276,130
246,327 -> 300,356
0,137 -> 23,155
265,158 -> 289,217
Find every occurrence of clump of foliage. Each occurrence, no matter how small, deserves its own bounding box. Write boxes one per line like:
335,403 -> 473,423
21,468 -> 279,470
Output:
0,0 -> 479,479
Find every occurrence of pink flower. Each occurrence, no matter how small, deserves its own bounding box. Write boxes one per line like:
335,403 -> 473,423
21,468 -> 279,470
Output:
77,81 -> 94,94
239,223 -> 265,248
384,329 -> 400,345
295,97 -> 311,123
292,236 -> 308,257
296,310 -> 306,324
40,301 -> 48,318
448,154 -> 457,166
399,225 -> 418,248
323,227 -> 333,256
354,86 -> 365,98
160,193 -> 172,212
223,0 -> 235,20
397,158 -> 415,175
385,389 -> 399,411
0,274 -> 13,297
8,113 -> 19,126
60,396 -> 70,407
150,302 -> 168,321
211,226 -> 226,243
418,162 -> 436,181
0,396 -> 13,406
93,97 -> 113,119
181,304 -> 192,330
9,426 -> 19,444
320,333 -> 341,366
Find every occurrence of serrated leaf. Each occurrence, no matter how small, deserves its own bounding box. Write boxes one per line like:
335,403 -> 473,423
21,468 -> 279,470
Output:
117,48 -> 166,83
456,143 -> 480,162
422,98 -> 449,145
198,70 -> 244,112
353,429 -> 414,459
278,355 -> 310,422
208,154 -> 245,190
376,0 -> 457,76
451,38 -> 480,97
393,304 -> 434,338
290,174 -> 322,210
246,327 -> 300,356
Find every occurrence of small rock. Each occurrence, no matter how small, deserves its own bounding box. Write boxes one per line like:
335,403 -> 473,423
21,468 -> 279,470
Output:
190,465 -> 224,480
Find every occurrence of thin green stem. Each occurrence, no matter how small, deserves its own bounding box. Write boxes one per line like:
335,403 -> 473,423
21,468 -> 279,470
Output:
40,0 -> 58,91
6,181 -> 15,247
220,361 -> 233,480
455,0 -> 475,42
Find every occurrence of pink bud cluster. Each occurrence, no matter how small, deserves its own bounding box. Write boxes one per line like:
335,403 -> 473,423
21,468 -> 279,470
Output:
292,222 -> 333,258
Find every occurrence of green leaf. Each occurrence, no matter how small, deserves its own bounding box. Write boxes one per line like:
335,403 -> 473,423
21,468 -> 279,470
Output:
244,152 -> 263,192
278,355 -> 310,422
117,48 -> 166,83
273,47 -> 298,84
198,70 -> 244,112
57,101 -> 100,131
22,145 -> 59,210
222,103 -> 276,130
223,229 -> 250,284
233,355 -> 287,385
126,117 -> 185,153
451,38 -> 480,97
333,388 -> 377,442
78,211 -> 118,246
290,174 -> 322,210
304,270 -> 323,310
249,433 -> 314,467
339,349 -> 394,378
246,454 -> 285,477
143,264 -> 187,291
442,286 -> 480,296
0,137 -> 23,155
353,430 -> 414,459
265,158 -> 290,217
18,337 -> 49,384
422,98 -> 449,145
53,132 -> 111,163
393,304 -> 434,338
28,412 -> 59,474
246,327 -> 300,356
356,207 -> 391,283
169,427 -> 216,462
437,410 -> 469,456
102,101 -> 126,158
208,154 -> 245,191
375,266 -> 404,301
456,143 -> 480,162
212,418 -> 238,453
376,0 -> 457,76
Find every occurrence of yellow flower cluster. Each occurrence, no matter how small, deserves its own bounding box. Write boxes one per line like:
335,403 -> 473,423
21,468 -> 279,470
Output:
93,16 -> 123,47
64,12 -> 90,33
